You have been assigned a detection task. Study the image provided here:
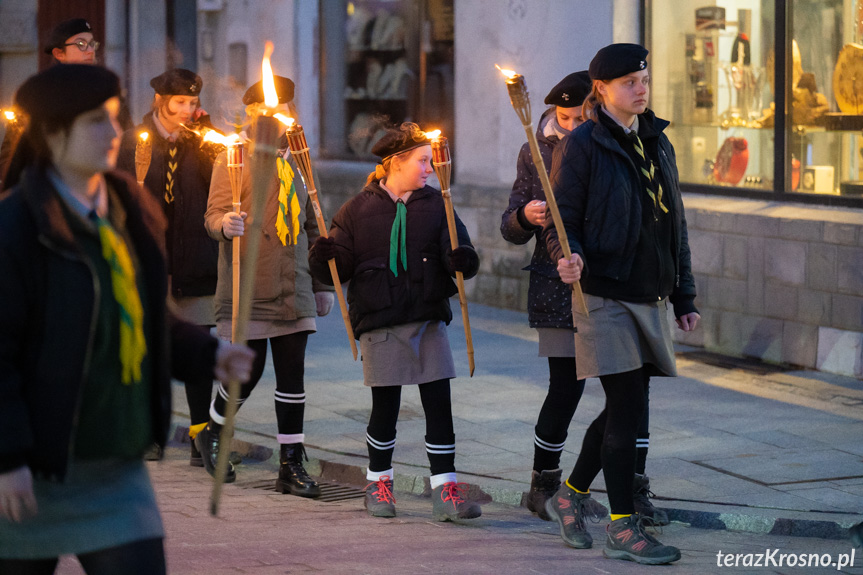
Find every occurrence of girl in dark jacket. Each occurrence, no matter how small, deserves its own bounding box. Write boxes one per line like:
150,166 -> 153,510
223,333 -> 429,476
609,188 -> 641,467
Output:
546,44 -> 699,565
116,69 -> 220,466
501,71 -> 604,521
0,64 -> 252,575
309,122 -> 481,522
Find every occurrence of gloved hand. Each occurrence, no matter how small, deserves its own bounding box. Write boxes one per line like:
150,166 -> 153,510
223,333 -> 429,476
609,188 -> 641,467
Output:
448,246 -> 477,274
315,292 -> 335,316
311,236 -> 338,262
221,211 -> 247,239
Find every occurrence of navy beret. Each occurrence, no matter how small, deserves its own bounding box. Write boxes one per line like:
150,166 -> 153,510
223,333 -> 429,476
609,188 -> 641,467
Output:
44,18 -> 93,54
150,69 -> 202,96
370,122 -> 429,161
15,65 -> 120,125
242,76 -> 295,105
544,71 -> 591,107
589,43 -> 649,81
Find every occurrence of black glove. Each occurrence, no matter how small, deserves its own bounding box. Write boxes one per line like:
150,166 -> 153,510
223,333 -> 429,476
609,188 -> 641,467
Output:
312,236 -> 338,262
448,246 -> 477,274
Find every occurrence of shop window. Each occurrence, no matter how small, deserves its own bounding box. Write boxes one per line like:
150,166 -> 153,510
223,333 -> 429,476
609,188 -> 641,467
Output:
646,1 -> 863,205
320,0 -> 454,160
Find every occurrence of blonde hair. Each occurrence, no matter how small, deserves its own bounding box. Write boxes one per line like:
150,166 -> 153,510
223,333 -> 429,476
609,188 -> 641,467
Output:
366,155 -> 394,186
581,81 -> 606,123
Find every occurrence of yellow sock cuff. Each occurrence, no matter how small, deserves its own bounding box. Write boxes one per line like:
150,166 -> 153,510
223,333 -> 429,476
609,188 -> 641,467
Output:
610,513 -> 632,521
189,422 -> 208,440
565,479 -> 589,494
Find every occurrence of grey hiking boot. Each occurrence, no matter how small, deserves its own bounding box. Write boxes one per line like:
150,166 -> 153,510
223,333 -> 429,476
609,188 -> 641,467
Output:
364,476 -> 396,517
604,514 -> 681,565
544,484 -> 606,548
633,474 -> 669,526
525,469 -> 561,521
431,482 -> 481,521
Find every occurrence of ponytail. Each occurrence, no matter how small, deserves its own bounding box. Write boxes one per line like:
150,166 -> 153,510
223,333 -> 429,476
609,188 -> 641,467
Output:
365,156 -> 393,186
581,81 -> 605,123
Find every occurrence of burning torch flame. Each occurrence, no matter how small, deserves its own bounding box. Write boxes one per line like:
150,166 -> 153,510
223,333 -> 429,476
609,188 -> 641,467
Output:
273,113 -> 294,127
495,64 -> 519,80
3,110 -> 15,121
423,130 -> 441,140
203,131 -> 242,147
139,131 -> 149,142
262,41 -> 278,108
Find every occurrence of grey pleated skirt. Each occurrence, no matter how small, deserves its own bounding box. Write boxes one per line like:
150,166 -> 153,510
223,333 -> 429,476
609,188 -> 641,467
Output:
359,320 -> 456,386
0,459 -> 163,559
573,295 -> 677,380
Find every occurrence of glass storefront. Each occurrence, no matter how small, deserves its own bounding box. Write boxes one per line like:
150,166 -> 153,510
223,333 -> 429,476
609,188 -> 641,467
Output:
319,0 -> 454,160
646,0 -> 863,206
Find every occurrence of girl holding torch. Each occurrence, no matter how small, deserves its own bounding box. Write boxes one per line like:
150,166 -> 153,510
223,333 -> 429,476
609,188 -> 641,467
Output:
116,69 -> 222,469
546,44 -> 699,565
500,71 -> 608,523
202,76 -> 334,496
0,64 -> 253,574
308,122 -> 481,522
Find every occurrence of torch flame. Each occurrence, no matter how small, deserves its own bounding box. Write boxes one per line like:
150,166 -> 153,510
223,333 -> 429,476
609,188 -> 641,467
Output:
495,64 -> 518,79
273,113 -> 294,127
203,131 -> 242,147
261,41 -> 279,108
424,130 -> 441,140
139,131 -> 149,142
3,110 -> 15,121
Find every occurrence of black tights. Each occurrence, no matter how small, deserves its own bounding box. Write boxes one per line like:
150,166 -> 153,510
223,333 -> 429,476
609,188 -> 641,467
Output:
0,537 -> 165,575
568,368 -> 649,515
212,332 -> 308,436
366,379 -> 455,476
533,357 -> 586,472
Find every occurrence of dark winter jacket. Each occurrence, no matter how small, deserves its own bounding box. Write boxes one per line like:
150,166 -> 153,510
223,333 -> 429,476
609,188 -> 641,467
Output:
309,181 -> 478,337
0,169 -> 218,480
545,109 -> 697,317
117,113 -> 219,298
500,109 -> 573,328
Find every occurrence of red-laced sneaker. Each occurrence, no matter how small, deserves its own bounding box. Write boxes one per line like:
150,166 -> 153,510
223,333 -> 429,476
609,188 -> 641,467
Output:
432,482 -> 482,521
604,514 -> 681,565
543,484 -> 593,548
364,476 -> 396,517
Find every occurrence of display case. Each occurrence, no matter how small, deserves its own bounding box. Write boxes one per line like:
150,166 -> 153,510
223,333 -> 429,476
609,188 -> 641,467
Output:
319,0 -> 454,160
646,0 -> 863,204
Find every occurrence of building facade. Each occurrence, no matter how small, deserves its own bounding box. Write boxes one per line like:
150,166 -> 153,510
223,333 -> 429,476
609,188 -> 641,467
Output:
1,0 -> 860,376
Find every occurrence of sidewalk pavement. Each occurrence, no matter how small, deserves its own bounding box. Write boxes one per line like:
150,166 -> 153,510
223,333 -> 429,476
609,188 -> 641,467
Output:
172,303 -> 863,540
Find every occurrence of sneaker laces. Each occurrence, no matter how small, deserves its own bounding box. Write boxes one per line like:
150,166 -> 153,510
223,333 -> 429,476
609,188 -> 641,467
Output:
634,514 -> 664,542
366,476 -> 396,504
440,482 -> 469,506
574,494 -> 606,524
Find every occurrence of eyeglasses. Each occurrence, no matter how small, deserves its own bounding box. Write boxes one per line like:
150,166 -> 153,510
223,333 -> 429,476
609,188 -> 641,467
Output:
64,39 -> 100,52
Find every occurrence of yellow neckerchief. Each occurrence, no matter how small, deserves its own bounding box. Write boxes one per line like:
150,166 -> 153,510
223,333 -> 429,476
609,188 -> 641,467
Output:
276,154 -> 301,246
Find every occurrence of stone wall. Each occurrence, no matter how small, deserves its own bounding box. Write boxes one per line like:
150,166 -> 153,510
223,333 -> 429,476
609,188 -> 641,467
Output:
318,162 -> 863,378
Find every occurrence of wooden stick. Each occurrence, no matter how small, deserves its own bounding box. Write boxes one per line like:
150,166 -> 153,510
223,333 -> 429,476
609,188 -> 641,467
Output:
503,74 -> 589,317
210,116 -> 280,516
430,136 -> 475,376
227,143 -> 244,344
285,124 -> 358,360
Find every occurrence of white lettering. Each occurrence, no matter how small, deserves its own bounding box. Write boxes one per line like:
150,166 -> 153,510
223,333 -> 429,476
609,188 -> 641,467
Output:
765,548 -> 779,566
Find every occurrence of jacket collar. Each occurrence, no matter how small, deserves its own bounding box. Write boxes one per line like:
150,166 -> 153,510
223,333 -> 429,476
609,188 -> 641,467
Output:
364,181 -> 435,204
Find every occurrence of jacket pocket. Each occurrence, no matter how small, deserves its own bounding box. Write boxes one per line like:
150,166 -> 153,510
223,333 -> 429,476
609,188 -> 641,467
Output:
421,249 -> 456,303
350,257 -> 392,313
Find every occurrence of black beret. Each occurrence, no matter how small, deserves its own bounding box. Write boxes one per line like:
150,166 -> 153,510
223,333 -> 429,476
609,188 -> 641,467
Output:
589,43 -> 649,81
242,76 -> 295,105
370,122 -> 429,160
15,65 -> 120,126
44,18 -> 93,54
150,68 -> 203,96
544,71 -> 591,107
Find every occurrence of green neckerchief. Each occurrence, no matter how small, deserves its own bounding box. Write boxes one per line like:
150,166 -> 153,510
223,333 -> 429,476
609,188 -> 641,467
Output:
389,200 -> 407,276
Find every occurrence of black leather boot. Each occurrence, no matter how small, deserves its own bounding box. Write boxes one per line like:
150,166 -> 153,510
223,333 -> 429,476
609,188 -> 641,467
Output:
276,443 -> 321,498
194,421 -> 236,483
525,468 -> 562,521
